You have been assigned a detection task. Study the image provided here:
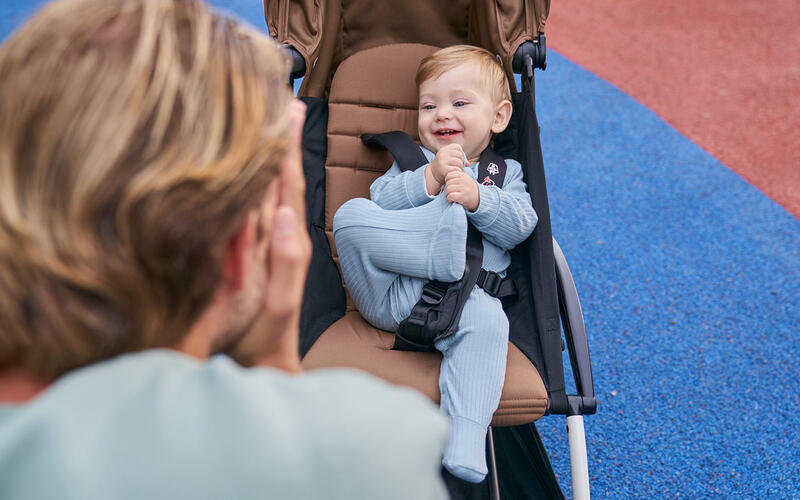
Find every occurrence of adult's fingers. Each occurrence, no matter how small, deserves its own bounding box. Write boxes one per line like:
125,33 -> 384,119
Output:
270,99 -> 311,318
229,204 -> 309,371
278,99 -> 307,220
264,205 -> 310,320
242,100 -> 310,370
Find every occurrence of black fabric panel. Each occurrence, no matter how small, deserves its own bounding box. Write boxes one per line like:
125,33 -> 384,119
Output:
494,90 -> 567,412
441,424 -> 564,500
493,424 -> 566,499
298,97 -> 346,357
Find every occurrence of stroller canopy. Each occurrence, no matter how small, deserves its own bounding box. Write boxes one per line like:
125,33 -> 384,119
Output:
264,0 -> 550,96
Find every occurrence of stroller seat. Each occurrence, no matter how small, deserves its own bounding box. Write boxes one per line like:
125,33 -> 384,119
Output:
271,2 -> 597,496
299,43 -> 548,426
303,312 -> 549,426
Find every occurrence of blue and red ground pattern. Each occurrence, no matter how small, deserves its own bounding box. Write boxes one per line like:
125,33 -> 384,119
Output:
2,1 -> 798,498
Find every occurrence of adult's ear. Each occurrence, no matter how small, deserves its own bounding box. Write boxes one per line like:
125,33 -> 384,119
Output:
491,100 -> 513,134
222,210 -> 259,291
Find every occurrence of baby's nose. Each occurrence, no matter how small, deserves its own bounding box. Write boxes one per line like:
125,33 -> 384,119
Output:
435,107 -> 452,119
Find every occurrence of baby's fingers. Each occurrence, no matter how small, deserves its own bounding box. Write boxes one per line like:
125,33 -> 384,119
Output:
446,190 -> 466,204
449,149 -> 465,164
445,169 -> 463,183
448,143 -> 464,157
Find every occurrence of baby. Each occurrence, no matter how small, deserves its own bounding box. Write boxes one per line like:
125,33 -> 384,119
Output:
333,45 -> 538,483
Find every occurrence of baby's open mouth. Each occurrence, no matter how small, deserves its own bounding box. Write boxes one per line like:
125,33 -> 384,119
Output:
435,129 -> 461,136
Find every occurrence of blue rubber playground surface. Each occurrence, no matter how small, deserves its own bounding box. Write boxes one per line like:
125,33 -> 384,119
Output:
534,53 -> 800,498
3,2 -> 799,498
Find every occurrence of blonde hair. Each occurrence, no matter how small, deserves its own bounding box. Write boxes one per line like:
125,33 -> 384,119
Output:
416,45 -> 512,104
0,0 -> 292,377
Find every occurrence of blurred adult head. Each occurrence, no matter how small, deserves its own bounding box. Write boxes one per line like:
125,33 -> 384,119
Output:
0,0 -> 293,379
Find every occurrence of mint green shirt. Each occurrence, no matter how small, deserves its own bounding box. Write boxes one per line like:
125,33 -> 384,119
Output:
0,350 -> 448,499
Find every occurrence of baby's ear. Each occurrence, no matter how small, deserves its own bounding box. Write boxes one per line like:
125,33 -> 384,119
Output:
491,100 -> 513,134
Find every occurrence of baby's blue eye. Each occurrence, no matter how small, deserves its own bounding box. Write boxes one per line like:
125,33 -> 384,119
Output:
422,104 -> 436,111
453,101 -> 467,107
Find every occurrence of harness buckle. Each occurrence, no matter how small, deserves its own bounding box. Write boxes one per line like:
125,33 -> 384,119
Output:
419,281 -> 449,305
477,269 -> 504,297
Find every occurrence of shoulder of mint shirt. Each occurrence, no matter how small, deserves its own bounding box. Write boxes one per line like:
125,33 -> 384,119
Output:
0,350 -> 449,500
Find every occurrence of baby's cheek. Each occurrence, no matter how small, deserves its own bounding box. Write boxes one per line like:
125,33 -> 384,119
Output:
418,132 -> 438,154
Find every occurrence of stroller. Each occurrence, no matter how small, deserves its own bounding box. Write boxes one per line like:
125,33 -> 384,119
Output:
264,0 -> 596,498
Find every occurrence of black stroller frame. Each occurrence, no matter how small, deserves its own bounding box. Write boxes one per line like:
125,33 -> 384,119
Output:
275,11 -> 596,498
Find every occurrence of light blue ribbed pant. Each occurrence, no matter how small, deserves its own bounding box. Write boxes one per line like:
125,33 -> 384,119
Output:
333,195 -> 509,483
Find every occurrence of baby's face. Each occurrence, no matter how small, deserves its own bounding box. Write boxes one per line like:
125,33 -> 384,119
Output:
418,62 -> 504,163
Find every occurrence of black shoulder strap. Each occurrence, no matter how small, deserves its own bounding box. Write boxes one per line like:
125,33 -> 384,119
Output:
363,131 -> 508,188
361,131 -> 428,172
445,223 -> 484,335
477,147 -> 508,188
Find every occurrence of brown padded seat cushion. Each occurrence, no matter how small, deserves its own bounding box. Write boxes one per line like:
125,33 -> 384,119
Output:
303,313 -> 548,426
324,43 -> 437,274
304,44 -> 549,426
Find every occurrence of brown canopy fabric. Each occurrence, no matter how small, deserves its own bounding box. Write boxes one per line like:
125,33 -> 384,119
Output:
264,0 -> 550,97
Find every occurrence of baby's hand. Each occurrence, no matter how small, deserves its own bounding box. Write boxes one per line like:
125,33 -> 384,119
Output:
445,170 -> 480,212
430,144 -> 464,183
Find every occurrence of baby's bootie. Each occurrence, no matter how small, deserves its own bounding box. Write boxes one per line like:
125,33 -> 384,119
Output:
442,416 -> 489,483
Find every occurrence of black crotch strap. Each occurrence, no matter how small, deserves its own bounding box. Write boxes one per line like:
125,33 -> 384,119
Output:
393,224 -> 484,352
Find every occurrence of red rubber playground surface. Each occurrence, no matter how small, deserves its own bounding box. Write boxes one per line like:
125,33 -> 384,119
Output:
547,0 -> 800,219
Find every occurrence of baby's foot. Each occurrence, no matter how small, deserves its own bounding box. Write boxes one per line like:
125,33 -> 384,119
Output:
443,463 -> 487,483
442,416 -> 488,483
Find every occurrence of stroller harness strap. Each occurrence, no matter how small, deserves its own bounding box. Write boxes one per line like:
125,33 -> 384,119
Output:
360,131 -> 517,352
476,268 -> 517,298
361,131 -> 429,172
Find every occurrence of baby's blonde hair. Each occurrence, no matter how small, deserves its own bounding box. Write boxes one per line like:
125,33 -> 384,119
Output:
416,45 -> 512,104
0,0 -> 291,378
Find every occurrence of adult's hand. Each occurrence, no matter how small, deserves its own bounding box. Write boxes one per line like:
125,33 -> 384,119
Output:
230,99 -> 311,372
